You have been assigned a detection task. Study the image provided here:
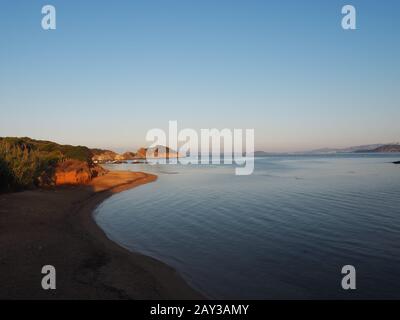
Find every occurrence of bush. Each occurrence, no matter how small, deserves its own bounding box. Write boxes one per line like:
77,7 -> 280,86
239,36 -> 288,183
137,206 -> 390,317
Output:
0,156 -> 14,191
0,137 -> 94,191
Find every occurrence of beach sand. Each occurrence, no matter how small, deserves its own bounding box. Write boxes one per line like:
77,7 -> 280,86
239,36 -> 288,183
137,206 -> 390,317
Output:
0,171 -> 203,299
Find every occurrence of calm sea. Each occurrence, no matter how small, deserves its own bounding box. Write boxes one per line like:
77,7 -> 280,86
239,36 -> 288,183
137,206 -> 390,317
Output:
95,154 -> 400,299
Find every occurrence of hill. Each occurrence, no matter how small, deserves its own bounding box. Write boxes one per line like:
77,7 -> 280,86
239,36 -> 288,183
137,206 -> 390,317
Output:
254,143 -> 400,156
355,144 -> 400,153
91,145 -> 181,163
307,144 -> 385,154
91,148 -> 119,162
0,137 -> 105,192
370,144 -> 400,153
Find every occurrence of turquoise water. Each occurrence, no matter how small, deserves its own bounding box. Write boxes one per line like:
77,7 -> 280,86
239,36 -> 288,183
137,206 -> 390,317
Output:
95,154 -> 400,299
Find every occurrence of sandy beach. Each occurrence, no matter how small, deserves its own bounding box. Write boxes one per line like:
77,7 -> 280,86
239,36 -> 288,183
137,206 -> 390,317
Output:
0,171 -> 203,299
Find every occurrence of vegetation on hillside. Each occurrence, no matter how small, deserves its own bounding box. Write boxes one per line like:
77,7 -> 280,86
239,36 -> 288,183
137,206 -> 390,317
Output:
0,137 -> 94,192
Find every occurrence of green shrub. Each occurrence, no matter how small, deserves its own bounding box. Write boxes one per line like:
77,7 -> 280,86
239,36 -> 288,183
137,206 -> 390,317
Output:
0,155 -> 14,191
0,137 -> 94,191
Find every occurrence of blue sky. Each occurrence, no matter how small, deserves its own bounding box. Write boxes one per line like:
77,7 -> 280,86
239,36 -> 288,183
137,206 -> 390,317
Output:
0,0 -> 399,152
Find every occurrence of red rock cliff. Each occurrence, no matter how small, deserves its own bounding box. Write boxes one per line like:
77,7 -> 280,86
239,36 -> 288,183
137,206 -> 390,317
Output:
54,160 -> 106,185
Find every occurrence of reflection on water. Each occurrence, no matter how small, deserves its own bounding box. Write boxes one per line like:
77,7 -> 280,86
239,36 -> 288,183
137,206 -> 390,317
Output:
95,154 -> 400,299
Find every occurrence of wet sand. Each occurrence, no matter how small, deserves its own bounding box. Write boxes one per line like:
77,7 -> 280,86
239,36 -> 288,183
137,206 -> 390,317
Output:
0,171 -> 203,299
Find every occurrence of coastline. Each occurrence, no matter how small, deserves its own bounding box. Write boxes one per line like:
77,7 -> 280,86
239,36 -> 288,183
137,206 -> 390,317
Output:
0,171 -> 203,299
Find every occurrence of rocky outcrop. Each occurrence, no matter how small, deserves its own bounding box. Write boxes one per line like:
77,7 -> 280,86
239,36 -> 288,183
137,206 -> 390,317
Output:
144,146 -> 180,159
53,160 -> 107,186
91,149 -> 119,163
134,148 -> 147,159
121,152 -> 136,160
130,146 -> 180,159
91,146 -> 181,163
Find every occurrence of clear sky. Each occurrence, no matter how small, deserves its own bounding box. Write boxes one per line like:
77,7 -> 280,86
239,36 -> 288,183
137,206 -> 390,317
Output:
0,0 -> 399,152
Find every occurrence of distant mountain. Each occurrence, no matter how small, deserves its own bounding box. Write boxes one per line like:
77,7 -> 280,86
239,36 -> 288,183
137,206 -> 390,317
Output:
356,144 -> 400,153
307,144 -> 385,154
254,143 -> 400,156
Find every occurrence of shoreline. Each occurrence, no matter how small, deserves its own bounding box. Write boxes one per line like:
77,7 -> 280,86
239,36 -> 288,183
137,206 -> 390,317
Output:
0,171 -> 203,299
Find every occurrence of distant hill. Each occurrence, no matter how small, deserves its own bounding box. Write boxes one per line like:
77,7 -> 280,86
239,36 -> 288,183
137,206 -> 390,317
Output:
254,143 -> 400,156
91,148 -> 116,156
91,148 -> 119,162
133,146 -> 180,159
356,144 -> 400,153
143,145 -> 180,159
307,144 -> 385,154
121,151 -> 136,160
91,145 -> 181,163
